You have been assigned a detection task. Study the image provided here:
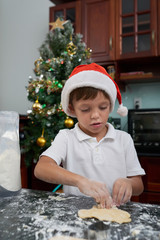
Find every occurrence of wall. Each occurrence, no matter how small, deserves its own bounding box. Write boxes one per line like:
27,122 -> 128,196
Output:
110,82 -> 160,131
0,0 -> 53,114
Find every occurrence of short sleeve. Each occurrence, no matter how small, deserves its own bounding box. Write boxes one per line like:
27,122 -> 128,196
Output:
41,130 -> 68,165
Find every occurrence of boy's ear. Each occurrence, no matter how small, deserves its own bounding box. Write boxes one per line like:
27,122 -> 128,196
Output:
68,104 -> 75,114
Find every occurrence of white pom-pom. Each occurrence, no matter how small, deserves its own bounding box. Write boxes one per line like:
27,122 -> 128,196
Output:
117,104 -> 128,117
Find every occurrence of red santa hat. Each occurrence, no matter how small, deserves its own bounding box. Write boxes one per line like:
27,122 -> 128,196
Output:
61,63 -> 128,117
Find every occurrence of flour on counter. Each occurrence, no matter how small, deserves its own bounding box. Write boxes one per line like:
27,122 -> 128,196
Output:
49,195 -> 75,201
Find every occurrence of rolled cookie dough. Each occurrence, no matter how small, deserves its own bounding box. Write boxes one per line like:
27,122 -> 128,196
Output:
78,206 -> 131,224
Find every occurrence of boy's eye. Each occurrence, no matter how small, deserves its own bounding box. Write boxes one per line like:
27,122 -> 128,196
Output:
81,108 -> 90,112
99,106 -> 108,110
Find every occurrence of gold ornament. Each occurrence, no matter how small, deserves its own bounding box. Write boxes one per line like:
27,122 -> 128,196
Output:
49,17 -> 65,31
34,57 -> 43,75
86,48 -> 92,59
36,129 -> 46,147
34,57 -> 43,67
107,65 -> 115,80
64,116 -> 74,128
67,35 -> 77,56
32,98 -> 42,112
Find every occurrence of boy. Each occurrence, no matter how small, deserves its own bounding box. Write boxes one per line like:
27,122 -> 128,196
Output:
34,63 -> 145,208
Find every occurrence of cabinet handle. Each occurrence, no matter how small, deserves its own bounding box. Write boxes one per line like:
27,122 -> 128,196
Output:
109,36 -> 112,51
152,31 -> 155,45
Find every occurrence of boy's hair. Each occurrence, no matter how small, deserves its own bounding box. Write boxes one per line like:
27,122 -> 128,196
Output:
69,87 -> 110,106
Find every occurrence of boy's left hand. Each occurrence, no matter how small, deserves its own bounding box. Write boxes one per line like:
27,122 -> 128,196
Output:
112,178 -> 132,206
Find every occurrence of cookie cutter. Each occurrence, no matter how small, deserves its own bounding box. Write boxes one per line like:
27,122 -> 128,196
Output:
87,221 -> 110,240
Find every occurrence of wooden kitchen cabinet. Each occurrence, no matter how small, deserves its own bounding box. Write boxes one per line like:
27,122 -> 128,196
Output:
49,0 -> 160,86
49,0 -> 116,64
30,162 -> 57,191
81,0 -> 116,63
50,0 -> 160,61
116,0 -> 158,60
140,156 -> 160,193
132,156 -> 160,204
157,0 -> 160,55
19,115 -> 29,189
115,0 -> 160,85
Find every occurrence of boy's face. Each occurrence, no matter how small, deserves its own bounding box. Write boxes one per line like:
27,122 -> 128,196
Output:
69,91 -> 111,141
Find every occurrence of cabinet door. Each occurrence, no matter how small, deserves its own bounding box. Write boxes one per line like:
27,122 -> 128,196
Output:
116,0 -> 158,59
19,115 -> 29,188
140,156 -> 160,192
82,0 -> 115,63
158,0 -> 160,55
49,1 -> 81,33
139,192 -> 160,205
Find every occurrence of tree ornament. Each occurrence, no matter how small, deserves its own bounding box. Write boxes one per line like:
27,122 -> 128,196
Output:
57,103 -> 63,111
36,129 -> 46,147
67,35 -> 77,56
49,17 -> 65,31
34,57 -> 43,75
32,98 -> 42,112
46,79 -> 52,85
58,83 -> 63,89
64,116 -> 74,128
42,104 -> 46,109
86,48 -> 92,59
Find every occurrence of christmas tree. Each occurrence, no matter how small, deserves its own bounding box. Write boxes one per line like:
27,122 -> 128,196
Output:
22,18 -> 91,166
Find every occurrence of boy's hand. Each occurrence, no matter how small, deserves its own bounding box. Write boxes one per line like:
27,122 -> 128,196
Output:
77,178 -> 113,208
112,178 -> 132,206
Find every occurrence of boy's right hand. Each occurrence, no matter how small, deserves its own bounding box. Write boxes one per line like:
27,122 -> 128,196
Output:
77,178 -> 113,209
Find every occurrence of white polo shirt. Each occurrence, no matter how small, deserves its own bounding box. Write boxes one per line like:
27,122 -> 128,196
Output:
42,123 -> 145,195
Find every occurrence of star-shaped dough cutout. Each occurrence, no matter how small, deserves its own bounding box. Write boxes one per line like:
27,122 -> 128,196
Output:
49,18 -> 66,30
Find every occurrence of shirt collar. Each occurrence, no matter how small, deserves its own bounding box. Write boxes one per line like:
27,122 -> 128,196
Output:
75,123 -> 93,141
75,122 -> 116,142
105,123 -> 116,139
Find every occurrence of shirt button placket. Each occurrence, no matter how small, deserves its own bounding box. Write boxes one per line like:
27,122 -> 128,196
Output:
93,146 -> 101,163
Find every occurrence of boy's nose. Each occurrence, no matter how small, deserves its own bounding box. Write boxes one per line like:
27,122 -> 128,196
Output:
90,109 -> 99,119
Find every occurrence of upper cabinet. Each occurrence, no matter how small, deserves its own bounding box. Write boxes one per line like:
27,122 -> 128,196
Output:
81,0 -> 115,63
49,0 -> 115,64
49,1 -> 82,33
49,0 -> 160,66
116,0 -> 158,60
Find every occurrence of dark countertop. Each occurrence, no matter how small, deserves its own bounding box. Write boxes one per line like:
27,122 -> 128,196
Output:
0,189 -> 160,240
